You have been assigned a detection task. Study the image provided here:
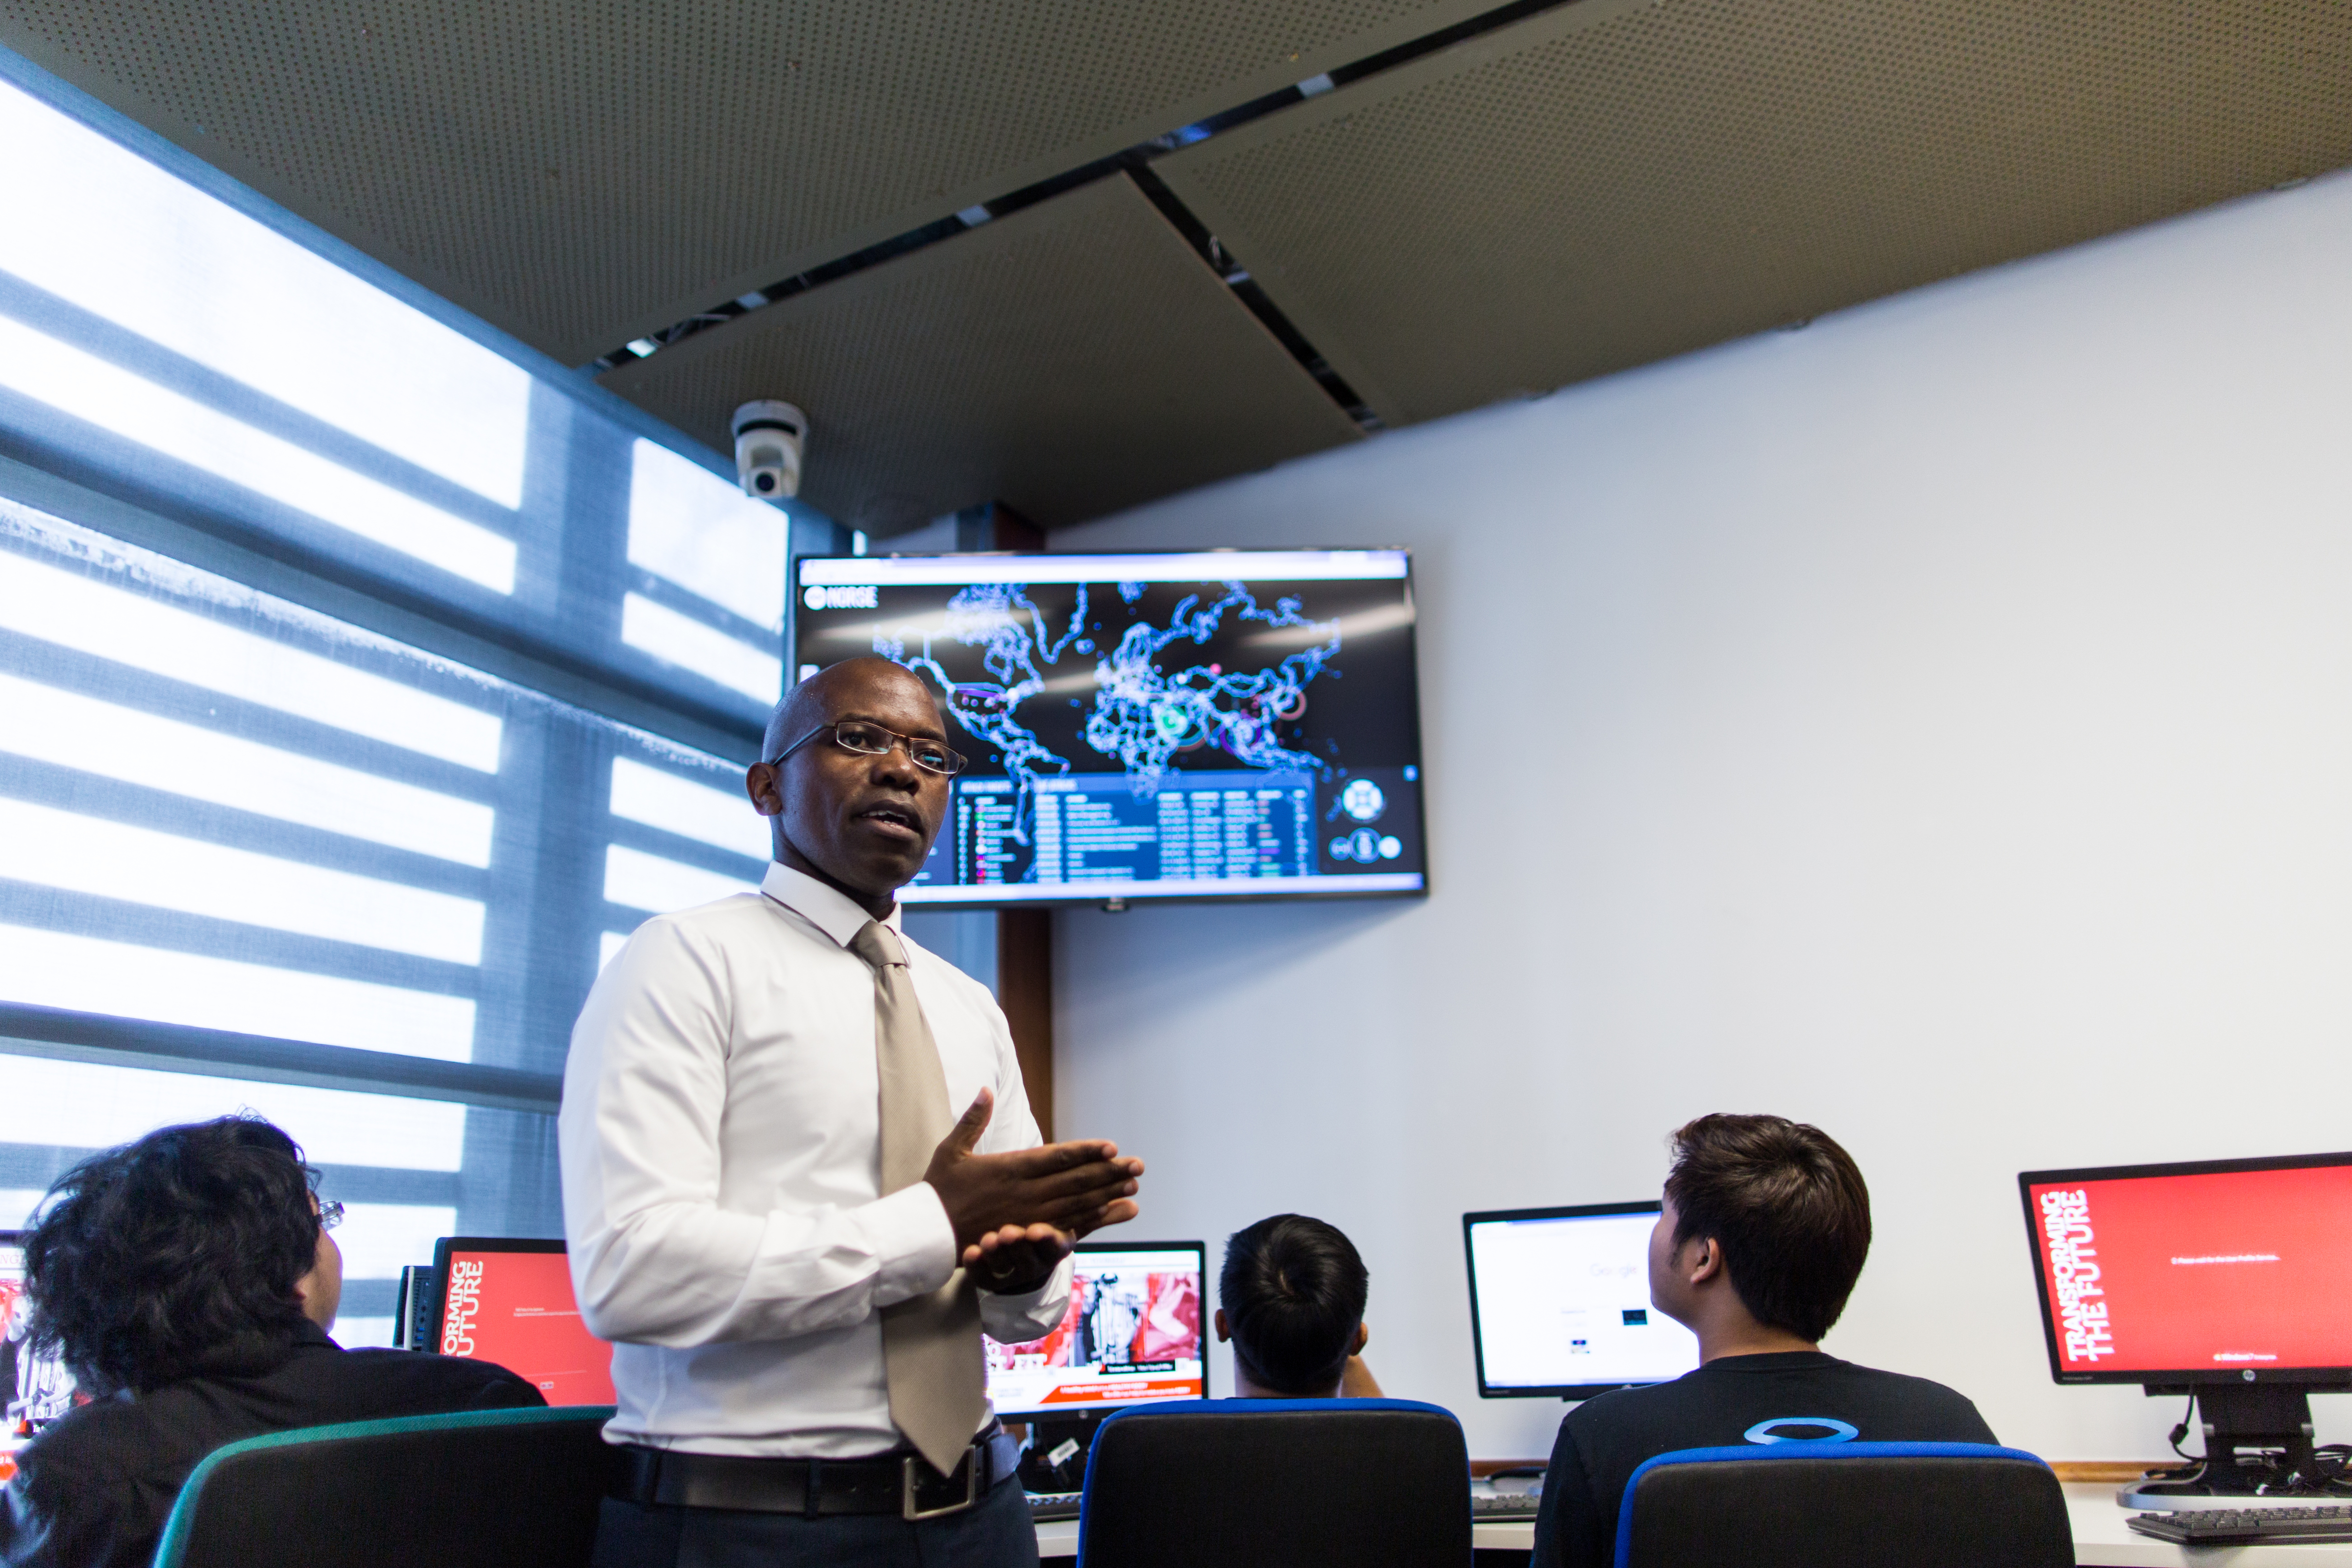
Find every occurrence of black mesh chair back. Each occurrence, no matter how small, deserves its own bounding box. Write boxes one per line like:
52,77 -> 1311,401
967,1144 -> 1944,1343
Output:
1075,1397 -> 1471,1568
152,1404 -> 614,1568
1617,1442 -> 2073,1568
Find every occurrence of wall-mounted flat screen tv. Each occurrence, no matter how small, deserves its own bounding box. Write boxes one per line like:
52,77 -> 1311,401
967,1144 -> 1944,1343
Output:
793,550 -> 1426,906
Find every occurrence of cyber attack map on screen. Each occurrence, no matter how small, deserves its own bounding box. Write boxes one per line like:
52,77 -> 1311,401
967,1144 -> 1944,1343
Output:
794,552 -> 1426,904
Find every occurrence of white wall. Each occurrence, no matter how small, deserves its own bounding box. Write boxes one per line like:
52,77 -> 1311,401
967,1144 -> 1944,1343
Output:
1045,168 -> 2352,1463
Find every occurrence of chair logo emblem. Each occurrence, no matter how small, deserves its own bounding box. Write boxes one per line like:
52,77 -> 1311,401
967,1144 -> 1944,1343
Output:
1742,1417 -> 1859,1444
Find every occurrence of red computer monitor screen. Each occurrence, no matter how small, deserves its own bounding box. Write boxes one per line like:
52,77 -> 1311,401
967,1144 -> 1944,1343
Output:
2022,1156 -> 2352,1379
983,1243 -> 1206,1414
437,1243 -> 614,1406
2,1233 -> 84,1484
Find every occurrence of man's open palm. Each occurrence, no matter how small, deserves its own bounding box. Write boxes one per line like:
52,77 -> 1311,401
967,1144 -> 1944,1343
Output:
923,1089 -> 1143,1293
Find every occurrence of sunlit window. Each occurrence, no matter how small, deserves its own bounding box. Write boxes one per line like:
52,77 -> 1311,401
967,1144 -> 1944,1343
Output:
623,439 -> 789,702
627,439 -> 788,632
0,1056 -> 469,1171
0,61 -> 797,1357
610,757 -> 769,858
0,501 -> 768,1345
0,546 -> 505,770
0,78 -> 531,510
600,755 -> 768,961
0,315 -> 517,590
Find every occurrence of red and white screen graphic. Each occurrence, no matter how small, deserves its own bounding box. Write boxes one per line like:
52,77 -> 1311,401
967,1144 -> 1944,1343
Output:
984,1249 -> 1203,1412
2030,1164 -> 2352,1374
1,1243 -> 80,1483
440,1249 -> 615,1405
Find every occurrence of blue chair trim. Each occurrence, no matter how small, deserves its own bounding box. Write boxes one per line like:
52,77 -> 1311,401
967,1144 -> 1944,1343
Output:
1075,1397 -> 1463,1562
1610,1441 -> 2052,1568
150,1403 -> 615,1568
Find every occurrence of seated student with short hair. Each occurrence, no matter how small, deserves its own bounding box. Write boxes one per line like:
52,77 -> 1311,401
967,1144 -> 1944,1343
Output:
1531,1114 -> 1998,1568
0,1116 -> 542,1568
1214,1213 -> 1384,1398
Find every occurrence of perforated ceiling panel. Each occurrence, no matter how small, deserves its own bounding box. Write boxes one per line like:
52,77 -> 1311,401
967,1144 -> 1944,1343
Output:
1160,0 -> 2352,427
600,173 -> 1362,533
0,0 -> 1496,366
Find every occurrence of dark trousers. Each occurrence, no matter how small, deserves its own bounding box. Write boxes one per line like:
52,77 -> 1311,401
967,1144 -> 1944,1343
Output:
592,1467 -> 1041,1568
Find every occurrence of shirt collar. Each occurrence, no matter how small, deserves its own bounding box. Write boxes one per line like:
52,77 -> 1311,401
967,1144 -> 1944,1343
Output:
760,861 -> 902,950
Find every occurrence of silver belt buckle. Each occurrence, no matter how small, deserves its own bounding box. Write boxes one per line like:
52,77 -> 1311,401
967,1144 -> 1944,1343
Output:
901,1451 -> 980,1520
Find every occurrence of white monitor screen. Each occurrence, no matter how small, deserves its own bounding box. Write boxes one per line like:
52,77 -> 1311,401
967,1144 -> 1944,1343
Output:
1465,1204 -> 1702,1397
984,1243 -> 1206,1416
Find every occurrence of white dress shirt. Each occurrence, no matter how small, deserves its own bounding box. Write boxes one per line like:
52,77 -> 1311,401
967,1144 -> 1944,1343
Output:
560,862 -> 1072,1456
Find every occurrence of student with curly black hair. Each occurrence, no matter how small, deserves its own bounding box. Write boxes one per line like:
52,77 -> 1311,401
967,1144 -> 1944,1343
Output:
0,1115 -> 540,1568
1215,1214 -> 1383,1398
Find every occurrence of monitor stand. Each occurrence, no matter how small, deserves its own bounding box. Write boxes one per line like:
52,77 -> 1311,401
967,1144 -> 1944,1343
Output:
1017,1413 -> 1105,1494
2119,1384 -> 2331,1509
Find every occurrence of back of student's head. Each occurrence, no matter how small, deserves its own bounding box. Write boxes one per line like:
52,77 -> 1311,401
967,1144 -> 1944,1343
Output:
1665,1113 -> 1872,1343
1219,1214 -> 1369,1396
24,1115 -> 321,1396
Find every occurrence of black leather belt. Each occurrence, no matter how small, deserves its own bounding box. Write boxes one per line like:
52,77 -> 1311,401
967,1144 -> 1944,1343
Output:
610,1425 -> 1020,1520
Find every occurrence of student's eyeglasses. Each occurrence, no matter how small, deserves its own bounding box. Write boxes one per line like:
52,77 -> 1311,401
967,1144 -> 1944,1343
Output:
317,1199 -> 345,1231
771,720 -> 966,777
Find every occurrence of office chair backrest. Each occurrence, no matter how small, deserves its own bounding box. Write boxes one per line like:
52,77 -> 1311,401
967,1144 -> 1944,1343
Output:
1076,1397 -> 1470,1568
151,1403 -> 615,1568
1615,1441 -> 2072,1568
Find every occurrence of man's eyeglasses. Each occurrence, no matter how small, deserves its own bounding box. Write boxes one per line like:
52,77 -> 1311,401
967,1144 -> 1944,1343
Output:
772,720 -> 967,777
317,1199 -> 344,1231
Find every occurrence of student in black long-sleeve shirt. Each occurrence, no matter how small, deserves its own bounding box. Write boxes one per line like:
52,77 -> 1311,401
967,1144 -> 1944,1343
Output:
0,1116 -> 540,1568
1531,1115 -> 1998,1568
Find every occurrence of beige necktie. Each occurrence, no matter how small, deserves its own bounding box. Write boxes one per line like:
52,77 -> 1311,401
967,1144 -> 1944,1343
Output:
849,920 -> 985,1475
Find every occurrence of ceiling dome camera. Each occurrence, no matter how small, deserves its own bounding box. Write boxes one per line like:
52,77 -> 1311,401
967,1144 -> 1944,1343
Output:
731,400 -> 807,500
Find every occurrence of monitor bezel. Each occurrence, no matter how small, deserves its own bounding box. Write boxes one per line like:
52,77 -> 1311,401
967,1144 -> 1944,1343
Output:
1463,1200 -> 1692,1400
427,1235 -> 566,1360
2017,1151 -> 2352,1388
788,547 -> 1428,909
987,1237 -> 1209,1419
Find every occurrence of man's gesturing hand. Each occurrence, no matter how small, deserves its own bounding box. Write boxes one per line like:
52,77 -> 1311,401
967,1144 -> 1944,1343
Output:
923,1089 -> 1143,1295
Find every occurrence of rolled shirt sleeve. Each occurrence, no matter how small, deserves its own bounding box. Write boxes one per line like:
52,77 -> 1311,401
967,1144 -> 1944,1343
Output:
979,1252 -> 1076,1345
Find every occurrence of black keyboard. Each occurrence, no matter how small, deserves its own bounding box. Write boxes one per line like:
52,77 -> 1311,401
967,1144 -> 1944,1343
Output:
2128,1504 -> 2352,1544
1025,1491 -> 1082,1521
1472,1492 -> 1542,1520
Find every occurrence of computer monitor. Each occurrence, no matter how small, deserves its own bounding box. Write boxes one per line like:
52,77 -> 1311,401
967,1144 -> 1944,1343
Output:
793,549 -> 1426,906
1464,1202 -> 1701,1399
2019,1152 -> 2352,1495
984,1241 -> 1207,1417
1,1231 -> 78,1482
429,1237 -> 615,1407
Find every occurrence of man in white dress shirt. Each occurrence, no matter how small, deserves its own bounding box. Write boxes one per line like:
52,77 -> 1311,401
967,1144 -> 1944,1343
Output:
563,657 -> 1145,1568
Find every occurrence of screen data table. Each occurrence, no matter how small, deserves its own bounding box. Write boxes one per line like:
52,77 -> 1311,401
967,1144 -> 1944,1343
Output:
964,771 -> 1317,885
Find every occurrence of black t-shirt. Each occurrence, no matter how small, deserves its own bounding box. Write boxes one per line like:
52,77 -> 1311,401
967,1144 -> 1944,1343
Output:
1529,1350 -> 1999,1568
0,1322 -> 542,1568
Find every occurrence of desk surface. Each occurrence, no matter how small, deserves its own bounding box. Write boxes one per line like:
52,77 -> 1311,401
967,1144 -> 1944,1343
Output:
1033,1484 -> 2352,1563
